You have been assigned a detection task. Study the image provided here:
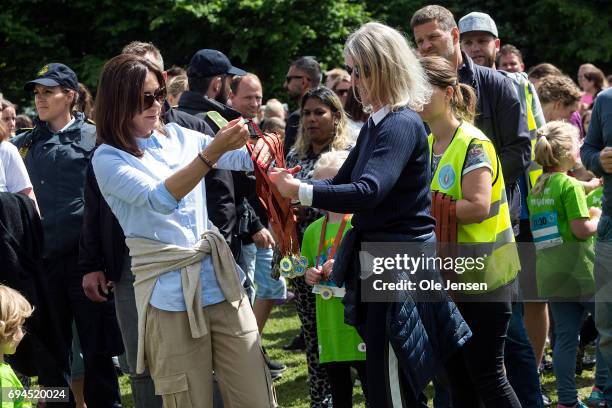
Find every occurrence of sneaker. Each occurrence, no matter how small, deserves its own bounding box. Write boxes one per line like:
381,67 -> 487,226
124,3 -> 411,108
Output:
283,333 -> 306,352
542,393 -> 552,407
262,347 -> 286,379
586,387 -> 607,407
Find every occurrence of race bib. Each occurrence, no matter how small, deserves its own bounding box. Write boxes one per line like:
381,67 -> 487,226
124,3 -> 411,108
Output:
312,283 -> 345,300
531,211 -> 564,250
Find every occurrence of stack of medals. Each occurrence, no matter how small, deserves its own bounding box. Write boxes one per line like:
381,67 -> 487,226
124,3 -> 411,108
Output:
271,247 -> 309,279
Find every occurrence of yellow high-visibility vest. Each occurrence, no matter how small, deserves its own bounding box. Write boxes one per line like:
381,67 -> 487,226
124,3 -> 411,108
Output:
429,122 -> 520,293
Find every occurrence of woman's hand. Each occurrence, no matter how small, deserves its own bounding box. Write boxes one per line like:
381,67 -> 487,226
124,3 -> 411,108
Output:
207,118 -> 250,160
305,267 -> 323,286
269,166 -> 302,199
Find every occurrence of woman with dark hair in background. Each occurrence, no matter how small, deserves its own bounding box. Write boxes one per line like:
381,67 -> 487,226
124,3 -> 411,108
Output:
284,85 -> 352,408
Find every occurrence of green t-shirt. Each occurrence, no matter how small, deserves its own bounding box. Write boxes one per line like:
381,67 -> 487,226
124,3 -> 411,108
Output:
587,186 -> 604,209
0,362 -> 32,408
301,216 -> 366,364
527,173 -> 595,298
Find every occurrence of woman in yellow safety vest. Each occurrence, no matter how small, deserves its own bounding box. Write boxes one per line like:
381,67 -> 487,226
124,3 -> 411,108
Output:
419,56 -> 521,408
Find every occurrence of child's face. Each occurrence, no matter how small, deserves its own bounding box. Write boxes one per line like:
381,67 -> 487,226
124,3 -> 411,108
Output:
0,326 -> 24,355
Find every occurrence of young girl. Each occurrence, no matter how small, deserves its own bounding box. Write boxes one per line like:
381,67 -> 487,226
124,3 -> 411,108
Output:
302,151 -> 367,408
0,285 -> 33,408
527,121 -> 610,408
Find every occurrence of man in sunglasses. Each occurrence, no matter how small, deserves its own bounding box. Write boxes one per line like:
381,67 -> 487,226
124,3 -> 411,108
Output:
283,56 -> 321,154
12,63 -> 123,406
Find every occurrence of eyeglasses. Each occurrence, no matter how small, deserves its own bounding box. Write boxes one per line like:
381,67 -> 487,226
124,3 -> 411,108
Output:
285,75 -> 304,83
143,87 -> 166,110
344,64 -> 363,79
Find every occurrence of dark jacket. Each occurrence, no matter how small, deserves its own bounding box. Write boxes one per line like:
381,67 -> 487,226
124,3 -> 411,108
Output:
458,52 -> 531,224
12,112 -> 96,258
332,228 -> 472,396
0,192 -> 66,377
78,104 -> 216,280
283,109 -> 300,156
178,92 -> 265,246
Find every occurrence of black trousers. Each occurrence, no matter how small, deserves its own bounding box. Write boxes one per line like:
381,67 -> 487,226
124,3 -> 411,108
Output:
363,302 -> 428,408
322,360 -> 367,408
38,254 -> 122,408
444,300 -> 522,408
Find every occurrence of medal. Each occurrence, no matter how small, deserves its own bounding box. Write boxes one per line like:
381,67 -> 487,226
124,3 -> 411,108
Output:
320,286 -> 334,300
280,256 -> 293,278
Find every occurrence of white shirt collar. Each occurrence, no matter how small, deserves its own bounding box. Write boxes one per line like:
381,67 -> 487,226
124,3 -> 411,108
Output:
57,116 -> 76,133
371,105 -> 390,126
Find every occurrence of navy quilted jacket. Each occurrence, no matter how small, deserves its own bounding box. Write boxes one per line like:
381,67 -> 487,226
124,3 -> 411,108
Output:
332,229 -> 472,396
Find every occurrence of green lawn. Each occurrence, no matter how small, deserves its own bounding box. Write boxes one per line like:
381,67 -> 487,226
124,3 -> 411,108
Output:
118,302 -> 598,407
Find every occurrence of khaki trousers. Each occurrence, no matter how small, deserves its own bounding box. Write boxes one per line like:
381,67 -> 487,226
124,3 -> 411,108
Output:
144,298 -> 277,408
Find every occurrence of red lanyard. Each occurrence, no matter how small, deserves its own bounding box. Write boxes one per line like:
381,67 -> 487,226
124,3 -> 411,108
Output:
316,214 -> 351,268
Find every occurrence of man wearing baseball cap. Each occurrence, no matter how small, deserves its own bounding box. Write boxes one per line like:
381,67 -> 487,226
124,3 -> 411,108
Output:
13,63 -> 122,406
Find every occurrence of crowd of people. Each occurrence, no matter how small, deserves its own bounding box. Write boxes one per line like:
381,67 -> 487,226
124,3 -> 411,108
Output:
0,4 -> 611,408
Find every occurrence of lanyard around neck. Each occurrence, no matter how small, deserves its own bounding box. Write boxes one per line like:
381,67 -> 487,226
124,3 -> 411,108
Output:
316,214 -> 351,268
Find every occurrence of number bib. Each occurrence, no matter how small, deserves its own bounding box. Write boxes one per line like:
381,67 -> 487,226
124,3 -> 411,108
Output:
531,211 -> 564,250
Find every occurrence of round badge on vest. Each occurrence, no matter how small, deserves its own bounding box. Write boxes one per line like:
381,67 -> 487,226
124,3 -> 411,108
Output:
438,164 -> 456,190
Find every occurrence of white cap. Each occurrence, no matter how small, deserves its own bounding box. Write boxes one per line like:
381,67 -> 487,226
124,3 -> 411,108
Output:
458,12 -> 498,38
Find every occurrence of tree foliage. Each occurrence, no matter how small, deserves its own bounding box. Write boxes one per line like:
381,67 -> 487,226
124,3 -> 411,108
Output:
1,0 -> 611,111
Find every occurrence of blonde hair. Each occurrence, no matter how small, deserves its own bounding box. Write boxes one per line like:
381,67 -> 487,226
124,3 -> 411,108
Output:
167,74 -> 188,98
313,150 -> 350,178
0,286 -> 33,346
344,21 -> 431,112
531,121 -> 579,195
420,56 -> 477,123
293,87 -> 351,159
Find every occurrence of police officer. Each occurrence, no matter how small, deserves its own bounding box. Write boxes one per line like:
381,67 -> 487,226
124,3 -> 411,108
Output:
12,63 -> 122,407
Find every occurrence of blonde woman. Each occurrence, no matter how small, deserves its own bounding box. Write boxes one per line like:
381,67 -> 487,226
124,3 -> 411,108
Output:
271,22 -> 470,407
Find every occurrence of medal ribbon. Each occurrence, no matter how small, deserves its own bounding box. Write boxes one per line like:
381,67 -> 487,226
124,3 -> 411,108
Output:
316,213 -> 351,270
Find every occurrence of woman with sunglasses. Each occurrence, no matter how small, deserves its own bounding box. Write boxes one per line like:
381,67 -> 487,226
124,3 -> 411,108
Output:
270,22 -> 471,407
92,54 -> 276,408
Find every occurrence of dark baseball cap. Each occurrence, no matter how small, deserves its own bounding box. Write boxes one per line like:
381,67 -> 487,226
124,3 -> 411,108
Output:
24,63 -> 79,92
187,49 -> 246,78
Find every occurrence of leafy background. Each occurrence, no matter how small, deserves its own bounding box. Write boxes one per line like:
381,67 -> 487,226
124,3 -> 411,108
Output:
1,0 -> 611,110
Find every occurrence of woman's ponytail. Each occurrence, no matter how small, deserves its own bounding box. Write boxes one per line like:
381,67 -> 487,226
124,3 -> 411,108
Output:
452,83 -> 477,124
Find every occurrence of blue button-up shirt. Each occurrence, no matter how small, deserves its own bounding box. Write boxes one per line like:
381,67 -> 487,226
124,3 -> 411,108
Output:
92,123 -> 253,310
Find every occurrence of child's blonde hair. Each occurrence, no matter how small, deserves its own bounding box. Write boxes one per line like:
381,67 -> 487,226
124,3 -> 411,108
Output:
0,286 -> 33,346
531,121 -> 579,195
313,150 -> 350,178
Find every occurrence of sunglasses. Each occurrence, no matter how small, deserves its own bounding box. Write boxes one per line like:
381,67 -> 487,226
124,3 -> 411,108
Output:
344,64 -> 361,79
335,88 -> 350,97
143,87 -> 166,110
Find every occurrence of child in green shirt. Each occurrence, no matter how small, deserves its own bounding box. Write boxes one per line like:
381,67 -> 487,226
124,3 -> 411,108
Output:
527,121 -> 609,408
302,151 -> 367,407
0,285 -> 33,408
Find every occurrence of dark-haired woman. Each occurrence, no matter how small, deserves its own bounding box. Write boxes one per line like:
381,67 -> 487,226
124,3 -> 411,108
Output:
285,86 -> 352,408
92,54 -> 276,408
420,56 -> 521,408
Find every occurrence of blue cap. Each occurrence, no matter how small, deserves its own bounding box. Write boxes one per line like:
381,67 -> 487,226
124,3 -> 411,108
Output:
187,49 -> 246,78
24,63 -> 79,92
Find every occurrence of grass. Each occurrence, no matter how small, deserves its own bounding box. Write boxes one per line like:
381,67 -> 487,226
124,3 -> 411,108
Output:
117,302 -> 599,407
